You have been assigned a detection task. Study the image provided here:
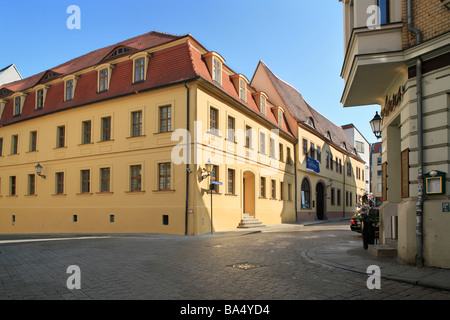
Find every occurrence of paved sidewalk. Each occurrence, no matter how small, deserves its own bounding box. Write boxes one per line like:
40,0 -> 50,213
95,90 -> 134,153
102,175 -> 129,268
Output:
219,219 -> 450,292
1,218 -> 449,294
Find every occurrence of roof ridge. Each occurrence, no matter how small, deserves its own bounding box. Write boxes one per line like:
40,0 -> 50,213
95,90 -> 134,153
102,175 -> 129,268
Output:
259,60 -> 306,99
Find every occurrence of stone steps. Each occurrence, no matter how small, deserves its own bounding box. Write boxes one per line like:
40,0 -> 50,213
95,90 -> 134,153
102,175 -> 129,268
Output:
237,213 -> 265,228
368,244 -> 398,258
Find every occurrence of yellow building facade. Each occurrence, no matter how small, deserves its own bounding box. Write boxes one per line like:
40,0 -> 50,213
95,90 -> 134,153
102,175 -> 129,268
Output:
0,31 -> 364,236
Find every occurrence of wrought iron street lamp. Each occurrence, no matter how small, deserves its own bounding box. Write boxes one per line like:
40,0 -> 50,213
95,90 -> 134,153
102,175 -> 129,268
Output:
370,112 -> 382,139
35,163 -> 46,179
201,159 -> 214,181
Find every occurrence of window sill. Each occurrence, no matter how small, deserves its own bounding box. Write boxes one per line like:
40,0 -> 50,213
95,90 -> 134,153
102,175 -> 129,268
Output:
76,192 -> 93,196
97,139 -> 114,143
127,135 -> 146,139
225,193 -> 237,196
152,189 -> 176,193
7,195 -> 18,198
96,191 -> 114,195
225,138 -> 237,144
25,194 -> 38,197
153,131 -> 173,135
26,150 -> 39,154
206,130 -> 222,138
125,190 -> 145,194
52,193 -> 67,197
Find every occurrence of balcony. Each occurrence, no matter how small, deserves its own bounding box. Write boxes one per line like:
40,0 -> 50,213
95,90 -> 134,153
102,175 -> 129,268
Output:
340,23 -> 405,107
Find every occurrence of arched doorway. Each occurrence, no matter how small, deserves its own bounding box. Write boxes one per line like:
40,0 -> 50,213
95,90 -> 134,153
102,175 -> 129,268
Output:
243,171 -> 255,217
316,182 -> 326,220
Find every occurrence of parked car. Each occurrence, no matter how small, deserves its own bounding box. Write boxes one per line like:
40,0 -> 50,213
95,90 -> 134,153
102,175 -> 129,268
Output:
350,212 -> 362,233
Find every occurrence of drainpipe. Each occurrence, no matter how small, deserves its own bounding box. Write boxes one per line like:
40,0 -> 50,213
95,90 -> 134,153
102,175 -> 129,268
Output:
343,155 -> 346,218
294,141 -> 298,219
184,82 -> 190,236
407,0 -> 424,267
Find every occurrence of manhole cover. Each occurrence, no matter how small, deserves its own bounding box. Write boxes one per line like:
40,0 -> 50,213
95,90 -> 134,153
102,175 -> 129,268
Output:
230,262 -> 263,270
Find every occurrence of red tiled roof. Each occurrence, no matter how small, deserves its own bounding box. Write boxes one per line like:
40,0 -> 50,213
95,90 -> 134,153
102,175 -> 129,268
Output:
372,142 -> 382,153
256,61 -> 359,157
182,41 -> 293,137
0,31 -> 293,138
0,31 -> 186,93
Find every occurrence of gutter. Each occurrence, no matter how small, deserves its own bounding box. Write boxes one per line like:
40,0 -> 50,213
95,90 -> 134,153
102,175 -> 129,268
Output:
184,82 -> 191,236
407,0 -> 424,267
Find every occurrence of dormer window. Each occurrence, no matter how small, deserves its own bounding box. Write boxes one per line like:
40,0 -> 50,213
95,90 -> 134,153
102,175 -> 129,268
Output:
99,69 -> 109,92
260,95 -> 266,116
202,52 -> 226,86
66,80 -> 74,100
306,117 -> 315,128
130,52 -> 151,83
0,88 -> 13,98
94,63 -> 114,93
341,142 -> 347,150
109,46 -> 131,58
40,71 -> 61,83
134,58 -> 145,82
325,131 -> 332,141
12,93 -> 26,116
0,99 -> 7,118
14,96 -> 21,116
213,58 -> 222,84
231,74 -> 249,103
272,106 -> 284,128
252,92 -> 269,117
277,108 -> 284,127
35,85 -> 49,110
36,89 -> 44,109
63,75 -> 79,102
239,79 -> 246,101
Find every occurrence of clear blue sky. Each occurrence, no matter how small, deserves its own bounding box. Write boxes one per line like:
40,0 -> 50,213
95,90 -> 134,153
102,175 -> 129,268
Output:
0,0 -> 380,144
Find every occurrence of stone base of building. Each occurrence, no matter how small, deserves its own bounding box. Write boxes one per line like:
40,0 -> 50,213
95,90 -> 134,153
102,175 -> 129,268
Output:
381,199 -> 450,269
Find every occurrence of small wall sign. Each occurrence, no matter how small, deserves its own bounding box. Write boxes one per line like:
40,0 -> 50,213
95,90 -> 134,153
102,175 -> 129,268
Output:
424,171 -> 446,195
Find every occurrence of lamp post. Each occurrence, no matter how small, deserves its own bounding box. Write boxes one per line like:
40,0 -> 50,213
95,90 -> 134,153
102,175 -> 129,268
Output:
370,112 -> 382,139
204,159 -> 214,234
35,163 -> 46,179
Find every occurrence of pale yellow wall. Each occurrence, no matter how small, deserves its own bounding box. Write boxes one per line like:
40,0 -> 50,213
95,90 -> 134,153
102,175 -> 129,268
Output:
297,126 -> 365,220
190,85 -> 296,234
0,85 -> 188,235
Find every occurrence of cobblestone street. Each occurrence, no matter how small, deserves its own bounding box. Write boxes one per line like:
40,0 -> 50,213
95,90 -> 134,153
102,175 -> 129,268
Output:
1,221 -> 449,302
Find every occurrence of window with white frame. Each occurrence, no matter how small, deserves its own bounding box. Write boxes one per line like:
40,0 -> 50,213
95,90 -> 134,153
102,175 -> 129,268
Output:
239,79 -> 246,102
213,58 -> 221,84
260,95 -> 266,116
